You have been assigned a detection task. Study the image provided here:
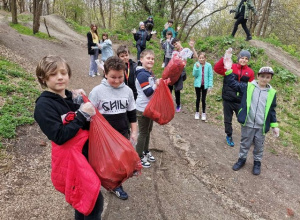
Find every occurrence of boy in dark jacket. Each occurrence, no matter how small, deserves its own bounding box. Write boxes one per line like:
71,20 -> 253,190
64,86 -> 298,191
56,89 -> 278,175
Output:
230,0 -> 257,41
214,50 -> 255,147
117,45 -> 138,100
34,55 -> 103,219
144,16 -> 154,32
225,67 -> 279,175
132,22 -> 153,61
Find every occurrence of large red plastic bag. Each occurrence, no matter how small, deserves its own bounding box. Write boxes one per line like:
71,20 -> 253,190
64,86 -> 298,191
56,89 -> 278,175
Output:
82,95 -> 142,191
143,79 -> 175,125
162,53 -> 186,85
51,112 -> 100,216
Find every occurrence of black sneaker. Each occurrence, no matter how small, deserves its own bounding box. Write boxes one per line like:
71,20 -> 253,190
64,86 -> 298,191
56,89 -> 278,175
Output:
245,36 -> 252,41
111,185 -> 128,200
252,161 -> 261,175
232,158 -> 246,171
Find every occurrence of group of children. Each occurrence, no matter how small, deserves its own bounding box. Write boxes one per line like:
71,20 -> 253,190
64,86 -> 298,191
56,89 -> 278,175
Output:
34,20 -> 279,220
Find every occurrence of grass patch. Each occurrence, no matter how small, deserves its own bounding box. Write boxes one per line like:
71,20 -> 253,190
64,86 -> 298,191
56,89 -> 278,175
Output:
0,58 -> 40,148
9,23 -> 55,40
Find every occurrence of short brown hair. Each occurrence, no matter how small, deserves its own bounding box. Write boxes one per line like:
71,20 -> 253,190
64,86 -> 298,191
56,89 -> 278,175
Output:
166,31 -> 173,36
36,55 -> 71,88
140,49 -> 155,59
116,45 -> 130,57
198,52 -> 206,58
104,56 -> 126,74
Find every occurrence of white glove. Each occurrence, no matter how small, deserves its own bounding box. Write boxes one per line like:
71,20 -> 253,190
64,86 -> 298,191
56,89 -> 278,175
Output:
164,22 -> 169,30
272,127 -> 280,137
224,48 -> 233,70
79,102 -> 96,117
132,28 -> 136,34
150,30 -> 157,34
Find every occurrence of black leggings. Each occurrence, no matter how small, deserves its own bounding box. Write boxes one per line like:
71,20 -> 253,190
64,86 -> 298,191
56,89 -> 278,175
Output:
168,85 -> 181,107
231,16 -> 251,37
195,86 -> 207,113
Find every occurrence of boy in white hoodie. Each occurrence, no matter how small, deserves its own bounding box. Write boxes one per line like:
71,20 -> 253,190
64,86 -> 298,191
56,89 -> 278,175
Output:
89,56 -> 137,200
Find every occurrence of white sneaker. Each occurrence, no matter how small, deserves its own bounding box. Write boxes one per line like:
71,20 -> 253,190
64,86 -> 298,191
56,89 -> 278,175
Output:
201,113 -> 206,121
144,151 -> 155,162
195,112 -> 200,120
96,72 -> 101,76
141,156 -> 151,168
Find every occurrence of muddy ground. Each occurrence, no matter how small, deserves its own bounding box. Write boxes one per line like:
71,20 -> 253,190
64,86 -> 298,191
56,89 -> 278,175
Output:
0,12 -> 299,220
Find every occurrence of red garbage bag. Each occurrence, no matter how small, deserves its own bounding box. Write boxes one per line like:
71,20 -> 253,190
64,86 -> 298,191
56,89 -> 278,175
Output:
82,95 -> 142,191
143,79 -> 175,125
51,112 -> 101,216
162,53 -> 186,85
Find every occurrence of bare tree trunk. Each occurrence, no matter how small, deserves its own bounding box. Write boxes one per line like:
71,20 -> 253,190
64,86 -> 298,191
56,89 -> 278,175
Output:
137,0 -> 151,14
256,0 -> 271,36
108,0 -> 112,28
44,0 -> 50,15
52,0 -> 55,13
3,0 -> 10,11
262,0 -> 272,37
156,0 -> 165,17
33,0 -> 43,34
18,0 -> 25,13
11,0 -> 18,24
98,0 -> 106,28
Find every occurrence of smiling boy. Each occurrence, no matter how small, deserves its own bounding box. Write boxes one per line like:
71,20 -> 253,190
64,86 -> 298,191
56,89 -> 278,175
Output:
89,56 -> 137,200
214,50 -> 255,147
225,67 -> 279,175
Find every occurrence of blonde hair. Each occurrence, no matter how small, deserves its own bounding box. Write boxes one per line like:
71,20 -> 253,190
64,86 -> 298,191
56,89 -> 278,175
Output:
36,55 -> 71,88
140,49 -> 155,59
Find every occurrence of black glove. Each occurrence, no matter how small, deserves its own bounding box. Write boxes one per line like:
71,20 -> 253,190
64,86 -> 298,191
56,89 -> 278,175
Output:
230,10 -> 235,14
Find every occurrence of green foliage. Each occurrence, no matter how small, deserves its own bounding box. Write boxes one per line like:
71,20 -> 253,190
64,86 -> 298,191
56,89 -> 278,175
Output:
0,58 -> 40,146
9,23 -> 55,40
66,19 -> 90,35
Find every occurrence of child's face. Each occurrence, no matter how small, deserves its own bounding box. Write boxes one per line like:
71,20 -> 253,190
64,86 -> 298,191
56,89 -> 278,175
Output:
103,35 -> 107,40
166,34 -> 172,39
140,53 -> 155,70
198,55 -> 206,65
257,73 -> 272,88
118,52 -> 129,64
140,24 -> 145,29
105,69 -> 124,88
45,63 -> 70,97
168,22 -> 173,27
238,56 -> 249,66
173,41 -> 182,50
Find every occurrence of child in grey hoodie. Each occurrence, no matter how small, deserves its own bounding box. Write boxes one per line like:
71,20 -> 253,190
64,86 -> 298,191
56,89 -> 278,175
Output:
225,66 -> 279,175
89,56 -> 137,200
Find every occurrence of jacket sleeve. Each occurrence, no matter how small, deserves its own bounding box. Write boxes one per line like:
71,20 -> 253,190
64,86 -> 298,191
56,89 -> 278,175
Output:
133,33 -> 139,41
213,57 -> 226,76
34,100 -> 87,145
270,93 -> 278,127
136,73 -> 156,97
87,32 -> 96,47
100,39 -> 112,49
193,63 -> 200,77
208,64 -> 214,88
146,32 -> 152,41
225,73 -> 247,93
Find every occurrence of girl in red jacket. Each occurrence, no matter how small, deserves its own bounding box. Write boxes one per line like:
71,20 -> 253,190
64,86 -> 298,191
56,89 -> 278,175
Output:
214,50 -> 254,147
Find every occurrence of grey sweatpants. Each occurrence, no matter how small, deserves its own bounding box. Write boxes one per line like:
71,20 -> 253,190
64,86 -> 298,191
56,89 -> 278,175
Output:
239,126 -> 265,161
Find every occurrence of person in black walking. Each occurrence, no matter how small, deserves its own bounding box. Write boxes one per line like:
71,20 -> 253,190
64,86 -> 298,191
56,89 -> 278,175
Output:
230,0 -> 257,41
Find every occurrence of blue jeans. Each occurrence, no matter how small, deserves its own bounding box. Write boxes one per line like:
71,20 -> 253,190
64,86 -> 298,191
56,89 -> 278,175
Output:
89,49 -> 99,76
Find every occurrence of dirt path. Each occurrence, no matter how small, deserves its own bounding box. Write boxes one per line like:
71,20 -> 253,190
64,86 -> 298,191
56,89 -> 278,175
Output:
1,13 -> 300,220
250,40 -> 300,77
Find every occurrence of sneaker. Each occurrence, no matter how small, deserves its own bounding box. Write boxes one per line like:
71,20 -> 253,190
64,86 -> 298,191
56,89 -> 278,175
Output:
252,161 -> 261,175
96,72 -> 101,76
176,105 -> 181,113
226,136 -> 234,147
144,151 -> 155,162
245,36 -> 252,41
90,74 -> 96,77
111,186 -> 128,200
140,156 -> 151,168
232,158 -> 246,171
195,112 -> 200,120
201,113 -> 206,121
161,63 -> 165,68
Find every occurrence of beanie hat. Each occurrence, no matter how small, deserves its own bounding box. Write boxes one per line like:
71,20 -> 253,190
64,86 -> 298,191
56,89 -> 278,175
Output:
238,50 -> 251,60
258,66 -> 274,75
139,22 -> 144,27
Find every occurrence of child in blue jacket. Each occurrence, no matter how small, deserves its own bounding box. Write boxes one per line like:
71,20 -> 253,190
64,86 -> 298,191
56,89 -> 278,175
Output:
225,67 -> 279,175
192,52 -> 213,121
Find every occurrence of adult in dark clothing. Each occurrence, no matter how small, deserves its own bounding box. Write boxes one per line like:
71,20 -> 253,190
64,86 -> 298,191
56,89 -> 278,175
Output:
230,0 -> 257,41
132,22 -> 153,61
144,16 -> 154,32
87,24 -> 100,77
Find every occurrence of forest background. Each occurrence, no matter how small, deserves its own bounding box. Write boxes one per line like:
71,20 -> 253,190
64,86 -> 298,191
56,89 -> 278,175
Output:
0,0 -> 299,155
